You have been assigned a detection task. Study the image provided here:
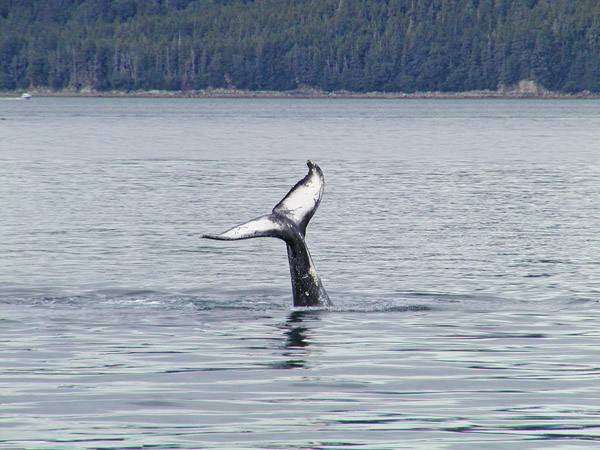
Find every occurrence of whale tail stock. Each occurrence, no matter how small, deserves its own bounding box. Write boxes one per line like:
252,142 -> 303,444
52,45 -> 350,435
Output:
202,161 -> 332,307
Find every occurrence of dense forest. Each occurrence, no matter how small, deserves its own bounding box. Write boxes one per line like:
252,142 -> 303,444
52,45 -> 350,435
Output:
1,0 -> 600,93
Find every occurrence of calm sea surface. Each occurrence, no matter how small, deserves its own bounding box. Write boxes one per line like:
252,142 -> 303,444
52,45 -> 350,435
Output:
1,97 -> 600,449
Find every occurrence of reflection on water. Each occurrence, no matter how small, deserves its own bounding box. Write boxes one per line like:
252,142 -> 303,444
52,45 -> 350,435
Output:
283,310 -> 314,348
275,310 -> 319,369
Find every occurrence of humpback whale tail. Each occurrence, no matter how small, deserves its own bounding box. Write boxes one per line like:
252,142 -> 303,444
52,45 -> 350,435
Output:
202,161 -> 332,307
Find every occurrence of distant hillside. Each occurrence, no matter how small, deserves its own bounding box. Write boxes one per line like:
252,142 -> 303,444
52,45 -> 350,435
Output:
1,0 -> 600,93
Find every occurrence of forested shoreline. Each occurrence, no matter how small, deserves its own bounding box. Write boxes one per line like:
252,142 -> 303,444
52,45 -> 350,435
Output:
2,0 -> 600,94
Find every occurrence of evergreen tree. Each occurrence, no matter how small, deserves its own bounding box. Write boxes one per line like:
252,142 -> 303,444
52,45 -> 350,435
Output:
0,0 -> 599,93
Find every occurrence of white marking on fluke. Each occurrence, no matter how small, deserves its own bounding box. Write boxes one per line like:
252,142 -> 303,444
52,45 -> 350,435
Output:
202,161 -> 332,307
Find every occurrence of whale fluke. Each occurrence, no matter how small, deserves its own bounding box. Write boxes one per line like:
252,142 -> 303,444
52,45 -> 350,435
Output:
202,161 -> 332,307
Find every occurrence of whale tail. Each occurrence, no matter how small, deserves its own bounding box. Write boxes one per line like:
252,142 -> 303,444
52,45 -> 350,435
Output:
201,160 -> 324,241
200,214 -> 287,241
202,161 -> 331,307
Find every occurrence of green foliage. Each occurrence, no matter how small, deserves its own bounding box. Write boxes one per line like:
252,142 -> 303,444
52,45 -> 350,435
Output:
1,0 -> 599,92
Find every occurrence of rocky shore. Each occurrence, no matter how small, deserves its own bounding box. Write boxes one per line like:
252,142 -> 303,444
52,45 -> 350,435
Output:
3,80 -> 599,99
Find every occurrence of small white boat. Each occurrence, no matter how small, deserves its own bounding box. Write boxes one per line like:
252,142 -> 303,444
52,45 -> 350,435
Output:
1,93 -> 33,101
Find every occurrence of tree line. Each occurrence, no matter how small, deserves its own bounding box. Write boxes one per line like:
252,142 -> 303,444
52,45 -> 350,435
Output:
1,0 -> 600,93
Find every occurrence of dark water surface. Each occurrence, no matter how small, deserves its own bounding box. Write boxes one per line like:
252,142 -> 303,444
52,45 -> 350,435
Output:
1,98 -> 600,449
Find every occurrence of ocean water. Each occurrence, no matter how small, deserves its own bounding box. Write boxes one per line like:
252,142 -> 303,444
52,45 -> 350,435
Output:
1,97 -> 600,449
